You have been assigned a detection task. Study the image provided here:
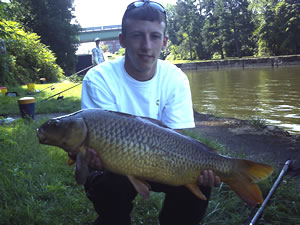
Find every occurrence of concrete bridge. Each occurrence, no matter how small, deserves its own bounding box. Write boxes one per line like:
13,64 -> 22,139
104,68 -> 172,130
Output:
79,25 -> 121,43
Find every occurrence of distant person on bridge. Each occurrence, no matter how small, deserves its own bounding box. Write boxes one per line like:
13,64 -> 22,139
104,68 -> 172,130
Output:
92,37 -> 105,65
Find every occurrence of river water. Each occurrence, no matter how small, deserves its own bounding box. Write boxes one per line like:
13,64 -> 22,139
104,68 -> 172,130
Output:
184,66 -> 300,135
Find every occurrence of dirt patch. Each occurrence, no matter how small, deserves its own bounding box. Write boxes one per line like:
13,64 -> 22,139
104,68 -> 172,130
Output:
192,111 -> 300,178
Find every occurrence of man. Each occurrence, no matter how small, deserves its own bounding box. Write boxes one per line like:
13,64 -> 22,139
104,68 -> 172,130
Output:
81,1 -> 220,225
92,37 -> 105,65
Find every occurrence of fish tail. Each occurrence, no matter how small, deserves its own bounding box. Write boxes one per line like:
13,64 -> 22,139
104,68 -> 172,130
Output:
223,159 -> 274,207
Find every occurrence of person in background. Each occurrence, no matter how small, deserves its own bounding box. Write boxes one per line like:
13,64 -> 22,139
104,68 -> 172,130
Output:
80,1 -> 221,225
92,37 -> 105,65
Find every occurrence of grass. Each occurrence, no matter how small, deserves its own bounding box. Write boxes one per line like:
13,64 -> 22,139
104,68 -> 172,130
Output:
249,116 -> 267,129
0,83 -> 300,224
0,81 -> 82,116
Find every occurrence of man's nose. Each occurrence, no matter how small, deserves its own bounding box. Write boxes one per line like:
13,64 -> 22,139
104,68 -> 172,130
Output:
141,36 -> 151,50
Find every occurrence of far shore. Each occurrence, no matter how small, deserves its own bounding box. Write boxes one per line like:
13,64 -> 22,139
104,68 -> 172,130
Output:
175,54 -> 300,70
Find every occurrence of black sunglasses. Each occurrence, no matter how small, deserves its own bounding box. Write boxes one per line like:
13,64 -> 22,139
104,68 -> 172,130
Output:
126,0 -> 166,14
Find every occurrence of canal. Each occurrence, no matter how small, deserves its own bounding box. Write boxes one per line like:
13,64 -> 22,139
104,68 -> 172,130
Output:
185,65 -> 300,134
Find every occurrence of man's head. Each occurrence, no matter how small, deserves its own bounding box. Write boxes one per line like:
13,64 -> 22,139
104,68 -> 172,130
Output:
121,0 -> 167,37
94,37 -> 101,45
119,1 -> 168,81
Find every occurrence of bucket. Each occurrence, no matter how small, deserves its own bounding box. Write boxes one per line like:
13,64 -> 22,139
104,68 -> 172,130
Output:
27,83 -> 35,93
18,97 -> 35,119
40,78 -> 46,84
0,87 -> 7,96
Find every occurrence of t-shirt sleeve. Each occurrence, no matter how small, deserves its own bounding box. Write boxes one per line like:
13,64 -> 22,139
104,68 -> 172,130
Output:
81,69 -> 118,111
161,70 -> 195,129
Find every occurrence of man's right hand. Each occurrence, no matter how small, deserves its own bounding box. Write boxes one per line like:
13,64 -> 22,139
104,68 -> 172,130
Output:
84,148 -> 102,170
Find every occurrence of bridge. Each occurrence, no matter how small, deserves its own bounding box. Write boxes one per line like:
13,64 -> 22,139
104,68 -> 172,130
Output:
79,25 -> 121,43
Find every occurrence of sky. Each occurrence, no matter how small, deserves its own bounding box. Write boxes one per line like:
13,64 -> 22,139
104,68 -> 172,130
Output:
73,0 -> 177,28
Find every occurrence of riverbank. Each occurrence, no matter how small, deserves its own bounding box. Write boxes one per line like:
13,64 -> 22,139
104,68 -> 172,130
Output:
175,55 -> 300,70
192,111 -> 300,179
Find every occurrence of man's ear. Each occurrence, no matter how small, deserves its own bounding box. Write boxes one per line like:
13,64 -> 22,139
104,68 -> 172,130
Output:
119,33 -> 126,48
162,36 -> 168,50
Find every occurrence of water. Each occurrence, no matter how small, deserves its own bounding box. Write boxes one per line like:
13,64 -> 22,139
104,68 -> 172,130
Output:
185,66 -> 300,135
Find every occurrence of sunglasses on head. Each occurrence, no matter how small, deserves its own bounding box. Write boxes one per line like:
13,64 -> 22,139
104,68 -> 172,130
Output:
126,0 -> 166,14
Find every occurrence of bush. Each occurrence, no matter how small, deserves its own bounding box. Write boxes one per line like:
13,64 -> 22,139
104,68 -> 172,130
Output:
0,19 -> 64,86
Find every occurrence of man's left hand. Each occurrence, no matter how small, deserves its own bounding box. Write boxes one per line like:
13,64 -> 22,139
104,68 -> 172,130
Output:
198,170 -> 221,187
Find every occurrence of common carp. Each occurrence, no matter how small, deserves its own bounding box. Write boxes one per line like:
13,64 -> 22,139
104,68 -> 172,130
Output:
37,109 -> 274,206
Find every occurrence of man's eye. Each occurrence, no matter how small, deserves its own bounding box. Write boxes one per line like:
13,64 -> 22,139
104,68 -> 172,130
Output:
151,35 -> 162,40
132,34 -> 142,39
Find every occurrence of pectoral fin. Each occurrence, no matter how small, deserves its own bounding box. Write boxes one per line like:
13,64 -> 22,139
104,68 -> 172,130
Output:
75,152 -> 89,185
185,183 -> 207,201
128,176 -> 151,200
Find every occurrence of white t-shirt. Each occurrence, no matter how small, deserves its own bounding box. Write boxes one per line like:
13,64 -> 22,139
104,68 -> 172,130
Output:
81,56 -> 195,129
92,47 -> 104,65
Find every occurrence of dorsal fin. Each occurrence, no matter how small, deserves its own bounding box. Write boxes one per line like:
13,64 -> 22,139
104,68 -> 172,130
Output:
106,110 -> 171,129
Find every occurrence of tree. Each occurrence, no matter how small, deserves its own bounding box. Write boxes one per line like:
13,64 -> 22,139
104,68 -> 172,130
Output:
257,0 -> 300,56
166,0 -> 298,59
167,0 -> 208,60
0,18 -> 64,85
8,0 -> 81,75
201,0 -> 227,59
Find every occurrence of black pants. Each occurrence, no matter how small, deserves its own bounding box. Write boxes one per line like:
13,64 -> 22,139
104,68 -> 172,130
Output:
84,170 -> 211,225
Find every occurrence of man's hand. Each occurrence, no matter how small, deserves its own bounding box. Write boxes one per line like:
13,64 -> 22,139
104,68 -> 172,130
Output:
85,148 -> 102,170
198,170 -> 221,187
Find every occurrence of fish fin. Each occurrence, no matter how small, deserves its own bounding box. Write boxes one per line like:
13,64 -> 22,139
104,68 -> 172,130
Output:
185,183 -> 207,201
128,176 -> 151,200
75,152 -> 90,185
223,159 -> 274,207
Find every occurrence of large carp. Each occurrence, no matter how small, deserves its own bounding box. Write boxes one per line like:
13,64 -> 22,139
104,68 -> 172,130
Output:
37,109 -> 273,206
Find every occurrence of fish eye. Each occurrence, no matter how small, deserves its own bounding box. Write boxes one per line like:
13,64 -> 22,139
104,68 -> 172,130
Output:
54,119 -> 61,127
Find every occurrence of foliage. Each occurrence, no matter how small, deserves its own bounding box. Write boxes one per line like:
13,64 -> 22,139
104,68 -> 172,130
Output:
167,1 -> 209,60
249,116 -> 267,129
101,44 -> 109,53
115,47 -> 126,56
0,18 -> 64,86
7,0 -> 81,75
256,0 -> 300,56
0,1 -> 9,20
166,0 -> 300,60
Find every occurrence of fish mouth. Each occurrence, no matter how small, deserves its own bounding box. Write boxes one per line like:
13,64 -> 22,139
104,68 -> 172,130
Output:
36,128 -> 46,144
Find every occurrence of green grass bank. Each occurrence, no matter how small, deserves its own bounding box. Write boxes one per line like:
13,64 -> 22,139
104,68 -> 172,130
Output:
0,83 -> 299,224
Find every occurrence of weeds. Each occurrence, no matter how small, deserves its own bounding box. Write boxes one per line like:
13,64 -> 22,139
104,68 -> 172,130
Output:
249,116 -> 267,129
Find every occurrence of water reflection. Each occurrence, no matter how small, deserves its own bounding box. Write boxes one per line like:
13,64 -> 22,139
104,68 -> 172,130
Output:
185,66 -> 300,134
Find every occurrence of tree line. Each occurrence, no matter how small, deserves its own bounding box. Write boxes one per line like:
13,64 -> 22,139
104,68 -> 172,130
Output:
166,0 -> 300,60
1,0 -> 299,85
1,0 -> 80,77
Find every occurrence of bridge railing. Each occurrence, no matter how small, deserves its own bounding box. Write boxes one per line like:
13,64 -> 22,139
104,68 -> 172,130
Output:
81,25 -> 121,33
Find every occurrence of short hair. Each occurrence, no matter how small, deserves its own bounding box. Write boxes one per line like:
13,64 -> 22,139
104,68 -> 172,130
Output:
121,2 -> 167,36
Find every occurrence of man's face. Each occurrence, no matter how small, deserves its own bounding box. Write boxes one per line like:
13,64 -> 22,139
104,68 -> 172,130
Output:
119,19 -> 168,80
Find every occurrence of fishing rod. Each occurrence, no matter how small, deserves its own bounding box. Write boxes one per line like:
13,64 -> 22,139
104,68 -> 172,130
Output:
38,65 -> 94,92
40,82 -> 82,102
245,159 -> 292,225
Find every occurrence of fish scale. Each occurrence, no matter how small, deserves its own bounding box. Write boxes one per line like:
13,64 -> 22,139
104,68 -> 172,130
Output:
37,108 -> 274,206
